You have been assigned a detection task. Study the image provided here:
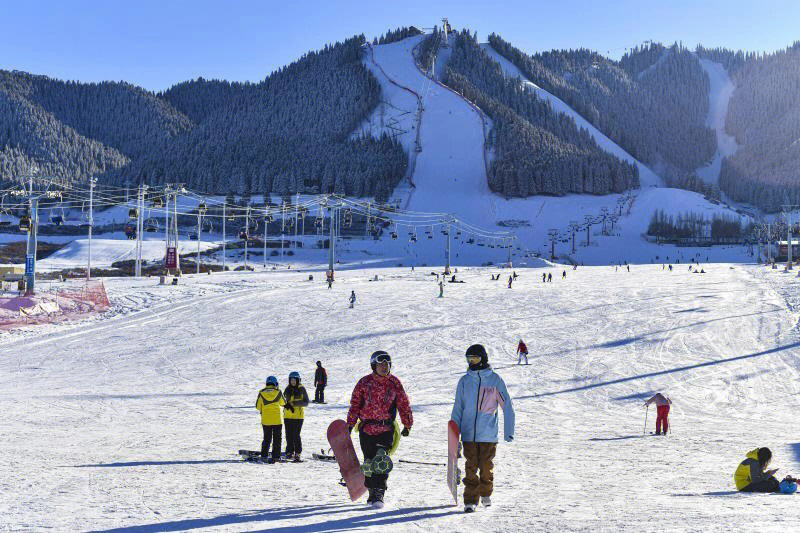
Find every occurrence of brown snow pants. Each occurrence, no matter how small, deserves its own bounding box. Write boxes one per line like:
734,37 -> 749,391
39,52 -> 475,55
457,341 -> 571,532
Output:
462,442 -> 497,504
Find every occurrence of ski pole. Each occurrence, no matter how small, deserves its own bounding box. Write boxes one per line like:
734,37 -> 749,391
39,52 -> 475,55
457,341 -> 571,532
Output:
643,404 -> 649,435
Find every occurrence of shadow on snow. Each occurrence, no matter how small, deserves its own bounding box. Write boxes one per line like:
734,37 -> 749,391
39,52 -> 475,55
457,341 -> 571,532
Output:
88,503 -> 461,532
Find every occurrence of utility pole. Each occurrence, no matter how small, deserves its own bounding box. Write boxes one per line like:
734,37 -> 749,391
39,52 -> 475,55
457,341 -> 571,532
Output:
264,213 -> 272,270
445,222 -> 451,274
87,177 -> 96,280
584,215 -> 593,246
222,203 -> 227,272
196,202 -> 206,274
782,205 -> 798,269
328,203 -> 336,278
280,202 -> 286,259
294,193 -> 299,250
548,229 -> 559,260
25,197 -> 39,295
507,237 -> 512,265
244,205 -> 251,270
163,185 -> 170,271
135,184 -> 147,277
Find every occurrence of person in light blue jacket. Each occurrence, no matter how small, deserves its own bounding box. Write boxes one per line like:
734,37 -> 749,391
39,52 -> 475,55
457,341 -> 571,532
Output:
451,343 -> 515,513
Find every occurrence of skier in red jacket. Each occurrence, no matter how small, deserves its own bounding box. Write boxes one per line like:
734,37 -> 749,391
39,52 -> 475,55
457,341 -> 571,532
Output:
347,350 -> 413,508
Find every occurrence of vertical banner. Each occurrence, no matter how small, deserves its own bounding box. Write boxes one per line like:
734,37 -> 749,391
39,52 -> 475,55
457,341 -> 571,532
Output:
166,247 -> 177,269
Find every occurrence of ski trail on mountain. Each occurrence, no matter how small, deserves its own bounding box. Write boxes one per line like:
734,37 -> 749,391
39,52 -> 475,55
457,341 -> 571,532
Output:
481,44 -> 664,189
695,59 -> 739,186
367,37 -> 495,228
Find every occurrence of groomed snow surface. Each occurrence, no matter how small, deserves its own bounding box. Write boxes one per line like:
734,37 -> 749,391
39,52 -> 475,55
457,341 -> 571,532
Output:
3,263 -> 800,531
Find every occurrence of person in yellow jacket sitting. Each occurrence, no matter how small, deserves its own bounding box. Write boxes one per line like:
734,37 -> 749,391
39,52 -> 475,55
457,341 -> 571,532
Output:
283,371 -> 309,462
733,447 -> 797,492
256,376 -> 285,463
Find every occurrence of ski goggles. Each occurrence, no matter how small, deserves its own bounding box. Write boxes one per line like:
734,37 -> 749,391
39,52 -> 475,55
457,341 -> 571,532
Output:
465,354 -> 482,364
370,351 -> 391,365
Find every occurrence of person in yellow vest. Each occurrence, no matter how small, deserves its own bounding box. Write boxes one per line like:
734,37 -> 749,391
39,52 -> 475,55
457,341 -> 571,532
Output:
256,376 -> 285,463
283,371 -> 309,462
733,447 -> 797,492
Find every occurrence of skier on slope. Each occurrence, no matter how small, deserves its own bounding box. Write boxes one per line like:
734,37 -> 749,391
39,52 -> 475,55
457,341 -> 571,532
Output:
256,376 -> 286,463
516,339 -> 529,365
283,371 -> 309,462
644,392 -> 671,435
451,344 -> 515,513
507,275 -> 513,289
347,350 -> 413,508
349,290 -> 356,308
439,281 -> 444,298
734,447 -> 798,492
313,360 -> 327,403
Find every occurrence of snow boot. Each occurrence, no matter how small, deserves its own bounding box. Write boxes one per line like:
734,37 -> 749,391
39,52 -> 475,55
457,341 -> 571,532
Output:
366,488 -> 376,504
464,503 -> 477,513
371,489 -> 385,509
481,496 -> 491,507
292,453 -> 302,463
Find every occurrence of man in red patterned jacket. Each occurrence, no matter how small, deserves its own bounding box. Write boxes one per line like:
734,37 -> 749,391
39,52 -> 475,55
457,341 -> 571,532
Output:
347,350 -> 413,508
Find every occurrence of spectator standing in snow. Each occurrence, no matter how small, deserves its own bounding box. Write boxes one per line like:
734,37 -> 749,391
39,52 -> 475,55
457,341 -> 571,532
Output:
349,290 -> 356,308
644,393 -> 671,435
313,361 -> 327,403
283,371 -> 309,462
439,281 -> 444,298
507,275 -> 513,289
256,376 -> 285,463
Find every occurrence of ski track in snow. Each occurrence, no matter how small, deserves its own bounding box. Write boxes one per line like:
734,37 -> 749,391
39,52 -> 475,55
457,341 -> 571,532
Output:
3,264 -> 800,531
695,59 -> 740,186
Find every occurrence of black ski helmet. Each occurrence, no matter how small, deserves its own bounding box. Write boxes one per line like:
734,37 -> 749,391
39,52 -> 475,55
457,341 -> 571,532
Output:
289,371 -> 300,384
370,350 -> 391,373
465,344 -> 489,368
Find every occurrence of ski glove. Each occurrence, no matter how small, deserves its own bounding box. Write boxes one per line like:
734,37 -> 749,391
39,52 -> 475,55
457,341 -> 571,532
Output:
401,427 -> 410,437
505,435 -> 514,443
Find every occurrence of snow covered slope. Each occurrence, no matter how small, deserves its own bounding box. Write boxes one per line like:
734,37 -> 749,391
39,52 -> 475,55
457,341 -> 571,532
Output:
481,44 -> 663,188
3,264 -> 800,531
695,59 -> 739,185
357,36 -> 751,266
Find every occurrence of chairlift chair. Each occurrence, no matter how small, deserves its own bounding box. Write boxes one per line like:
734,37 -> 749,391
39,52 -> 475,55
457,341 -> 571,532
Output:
19,215 -> 31,232
129,208 -> 138,219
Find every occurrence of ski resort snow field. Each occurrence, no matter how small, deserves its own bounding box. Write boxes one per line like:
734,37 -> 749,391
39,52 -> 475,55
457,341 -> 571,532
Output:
3,263 -> 800,531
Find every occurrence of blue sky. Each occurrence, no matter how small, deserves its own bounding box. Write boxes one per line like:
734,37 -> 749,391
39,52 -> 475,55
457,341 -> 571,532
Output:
1,0 -> 798,91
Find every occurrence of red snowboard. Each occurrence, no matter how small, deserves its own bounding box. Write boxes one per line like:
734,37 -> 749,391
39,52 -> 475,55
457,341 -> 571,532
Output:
447,420 -> 461,505
327,419 -> 367,501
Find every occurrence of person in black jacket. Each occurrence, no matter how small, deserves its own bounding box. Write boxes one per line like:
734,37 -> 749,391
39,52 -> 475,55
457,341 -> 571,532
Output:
313,361 -> 327,403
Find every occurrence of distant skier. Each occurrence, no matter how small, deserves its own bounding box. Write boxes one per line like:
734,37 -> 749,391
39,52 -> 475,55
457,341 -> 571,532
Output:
547,272 -> 552,282
256,376 -> 286,463
542,272 -> 546,283
439,281 -> 444,298
734,448 -> 797,492
644,392 -> 671,435
313,360 -> 327,403
512,271 -> 518,280
349,290 -> 356,308
668,264 -> 673,271
562,270 -> 566,279
627,265 -> 630,272
451,344 -> 515,513
507,275 -> 513,289
516,339 -> 529,365
347,350 -> 413,508
283,371 -> 309,462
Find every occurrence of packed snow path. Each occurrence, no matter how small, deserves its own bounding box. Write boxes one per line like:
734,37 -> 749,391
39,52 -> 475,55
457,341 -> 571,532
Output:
3,264 -> 800,531
695,59 -> 739,185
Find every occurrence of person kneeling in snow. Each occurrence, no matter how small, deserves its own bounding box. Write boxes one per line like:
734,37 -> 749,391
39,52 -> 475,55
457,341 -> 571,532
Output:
734,447 -> 797,492
451,344 -> 515,513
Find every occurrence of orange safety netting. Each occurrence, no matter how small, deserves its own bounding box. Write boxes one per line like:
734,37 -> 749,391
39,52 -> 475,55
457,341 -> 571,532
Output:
0,280 -> 111,331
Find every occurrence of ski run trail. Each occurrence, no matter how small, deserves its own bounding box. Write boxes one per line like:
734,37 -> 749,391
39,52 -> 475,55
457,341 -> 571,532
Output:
4,262 -> 800,532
